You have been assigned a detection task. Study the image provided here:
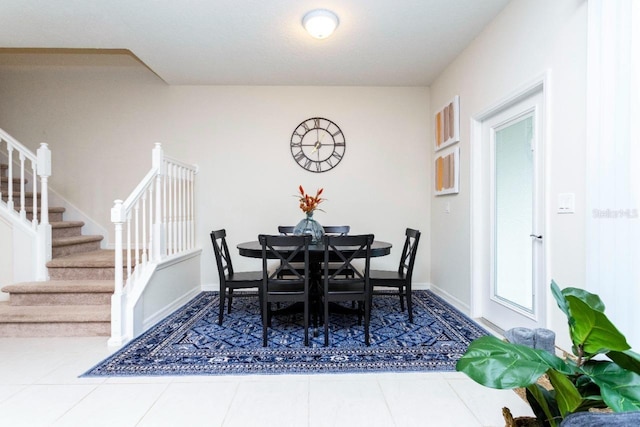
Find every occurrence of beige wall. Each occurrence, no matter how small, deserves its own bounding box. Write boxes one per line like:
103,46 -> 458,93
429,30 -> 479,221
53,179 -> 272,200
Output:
429,0 -> 587,347
0,54 -> 431,287
0,216 -> 12,300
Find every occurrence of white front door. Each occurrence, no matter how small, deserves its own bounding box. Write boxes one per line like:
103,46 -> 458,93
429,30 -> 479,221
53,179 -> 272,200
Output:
473,84 -> 546,331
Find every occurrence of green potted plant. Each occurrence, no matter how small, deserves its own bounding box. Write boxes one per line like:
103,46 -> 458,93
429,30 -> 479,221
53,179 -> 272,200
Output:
456,281 -> 640,426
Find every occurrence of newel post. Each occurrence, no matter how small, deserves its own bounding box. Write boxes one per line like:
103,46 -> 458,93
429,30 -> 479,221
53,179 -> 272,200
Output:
35,143 -> 52,280
36,143 -> 51,226
152,143 -> 165,261
109,199 -> 127,346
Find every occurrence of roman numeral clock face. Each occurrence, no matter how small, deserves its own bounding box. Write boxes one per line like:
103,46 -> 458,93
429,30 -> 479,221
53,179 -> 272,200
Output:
290,117 -> 346,173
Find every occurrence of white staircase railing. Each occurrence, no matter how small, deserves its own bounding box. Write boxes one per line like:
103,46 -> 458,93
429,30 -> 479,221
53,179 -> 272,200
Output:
0,128 -> 52,281
110,143 -> 198,345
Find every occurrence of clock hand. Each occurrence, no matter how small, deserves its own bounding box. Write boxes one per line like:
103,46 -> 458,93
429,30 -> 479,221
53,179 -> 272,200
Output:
311,141 -> 321,154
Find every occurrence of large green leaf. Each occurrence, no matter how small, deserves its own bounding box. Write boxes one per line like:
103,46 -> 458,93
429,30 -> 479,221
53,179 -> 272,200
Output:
565,296 -> 629,355
608,350 -> 640,376
551,280 -> 569,318
456,335 -> 569,389
561,287 -> 606,312
582,361 -> 640,412
526,383 -> 560,427
546,369 -> 582,416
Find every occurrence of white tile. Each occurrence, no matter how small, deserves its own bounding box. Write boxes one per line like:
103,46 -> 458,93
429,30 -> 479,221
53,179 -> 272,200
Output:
53,383 -> 168,427
0,384 -> 26,404
0,335 -> 544,427
447,378 -> 535,427
309,375 -> 394,427
0,384 -> 96,427
0,353 -> 67,384
378,376 -> 482,427
137,381 -> 239,427
224,378 -> 309,427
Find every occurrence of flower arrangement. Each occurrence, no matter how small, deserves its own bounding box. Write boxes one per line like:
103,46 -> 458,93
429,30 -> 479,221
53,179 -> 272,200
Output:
296,185 -> 324,214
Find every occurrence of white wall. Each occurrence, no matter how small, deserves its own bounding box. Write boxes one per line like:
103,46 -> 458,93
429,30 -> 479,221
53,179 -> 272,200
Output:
0,216 -> 13,300
0,53 -> 431,289
429,0 -> 587,348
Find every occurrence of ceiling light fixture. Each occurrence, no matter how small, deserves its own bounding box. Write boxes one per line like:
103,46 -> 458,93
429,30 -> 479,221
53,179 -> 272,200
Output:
302,9 -> 339,39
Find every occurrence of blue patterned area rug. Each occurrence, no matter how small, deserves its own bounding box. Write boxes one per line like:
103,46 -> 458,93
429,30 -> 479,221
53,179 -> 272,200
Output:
82,290 -> 487,377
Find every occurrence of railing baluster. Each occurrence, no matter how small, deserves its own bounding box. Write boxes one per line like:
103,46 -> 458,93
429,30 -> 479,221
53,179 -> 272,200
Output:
19,153 -> 26,220
7,146 -> 14,211
178,165 -> 183,252
142,191 -> 147,264
31,160 -> 38,228
162,159 -> 168,257
127,213 -> 132,280
148,184 -> 154,261
134,201 -> 140,270
171,163 -> 177,255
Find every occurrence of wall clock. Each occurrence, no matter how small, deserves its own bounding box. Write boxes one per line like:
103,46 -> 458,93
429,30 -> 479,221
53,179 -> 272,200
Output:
290,117 -> 346,173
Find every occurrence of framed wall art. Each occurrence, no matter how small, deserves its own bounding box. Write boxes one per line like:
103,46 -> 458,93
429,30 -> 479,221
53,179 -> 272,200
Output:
434,145 -> 459,196
434,95 -> 460,151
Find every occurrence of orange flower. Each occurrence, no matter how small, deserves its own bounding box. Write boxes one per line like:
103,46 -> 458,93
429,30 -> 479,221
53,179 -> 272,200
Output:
295,185 -> 325,214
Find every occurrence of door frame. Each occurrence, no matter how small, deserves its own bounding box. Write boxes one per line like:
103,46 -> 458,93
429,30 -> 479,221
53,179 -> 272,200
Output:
469,71 -> 550,330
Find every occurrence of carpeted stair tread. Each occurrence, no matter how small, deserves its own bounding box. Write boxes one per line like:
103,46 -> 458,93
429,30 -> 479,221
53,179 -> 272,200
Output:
2,280 -> 114,294
24,205 -> 65,213
52,234 -> 103,247
0,302 -> 110,322
46,250 -> 121,268
51,220 -> 85,229
1,191 -> 39,200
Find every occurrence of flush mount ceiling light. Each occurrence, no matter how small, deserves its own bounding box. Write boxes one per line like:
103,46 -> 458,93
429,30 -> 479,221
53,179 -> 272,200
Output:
302,9 -> 339,39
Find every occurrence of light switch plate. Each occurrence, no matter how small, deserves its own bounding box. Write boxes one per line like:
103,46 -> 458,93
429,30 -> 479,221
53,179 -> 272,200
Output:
558,193 -> 575,214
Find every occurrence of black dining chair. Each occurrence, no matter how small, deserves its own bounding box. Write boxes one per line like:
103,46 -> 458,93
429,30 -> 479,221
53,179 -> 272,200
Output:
370,228 -> 421,323
210,229 -> 262,326
322,234 -> 374,346
278,225 -> 350,237
259,234 -> 312,347
278,225 -> 353,278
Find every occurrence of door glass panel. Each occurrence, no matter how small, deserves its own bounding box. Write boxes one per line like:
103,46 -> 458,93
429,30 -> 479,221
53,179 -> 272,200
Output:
494,115 -> 534,312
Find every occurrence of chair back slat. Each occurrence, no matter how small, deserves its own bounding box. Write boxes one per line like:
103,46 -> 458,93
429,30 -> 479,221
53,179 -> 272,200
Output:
323,234 -> 373,283
211,229 -> 233,284
277,225 -> 295,235
398,228 -> 421,279
259,234 -> 311,282
322,225 -> 350,236
279,225 -> 350,237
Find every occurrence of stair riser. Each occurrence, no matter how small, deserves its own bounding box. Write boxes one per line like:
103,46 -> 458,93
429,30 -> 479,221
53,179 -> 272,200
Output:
0,322 -> 110,337
26,211 -> 63,222
9,293 -> 112,306
0,178 -> 24,187
52,226 -> 83,239
1,194 -> 36,205
52,240 -> 102,258
48,267 -> 127,281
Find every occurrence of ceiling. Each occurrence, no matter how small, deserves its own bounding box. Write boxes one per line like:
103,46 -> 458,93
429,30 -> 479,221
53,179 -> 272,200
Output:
0,0 -> 511,86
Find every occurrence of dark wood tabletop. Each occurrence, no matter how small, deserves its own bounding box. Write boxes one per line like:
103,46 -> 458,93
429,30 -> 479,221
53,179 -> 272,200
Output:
237,240 -> 392,260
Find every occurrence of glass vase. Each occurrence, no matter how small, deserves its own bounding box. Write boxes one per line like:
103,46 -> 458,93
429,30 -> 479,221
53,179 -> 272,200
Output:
293,212 -> 325,244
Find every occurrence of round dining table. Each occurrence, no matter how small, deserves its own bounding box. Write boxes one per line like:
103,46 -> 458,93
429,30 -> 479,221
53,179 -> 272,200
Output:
237,240 -> 393,261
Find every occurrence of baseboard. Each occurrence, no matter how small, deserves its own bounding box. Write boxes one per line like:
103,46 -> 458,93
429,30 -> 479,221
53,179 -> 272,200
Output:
411,281 -> 430,291
142,287 -> 201,332
201,282 -> 220,292
428,284 -> 471,316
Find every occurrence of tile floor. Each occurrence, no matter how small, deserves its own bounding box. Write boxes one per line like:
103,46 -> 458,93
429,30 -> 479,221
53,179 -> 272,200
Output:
0,337 -> 534,427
